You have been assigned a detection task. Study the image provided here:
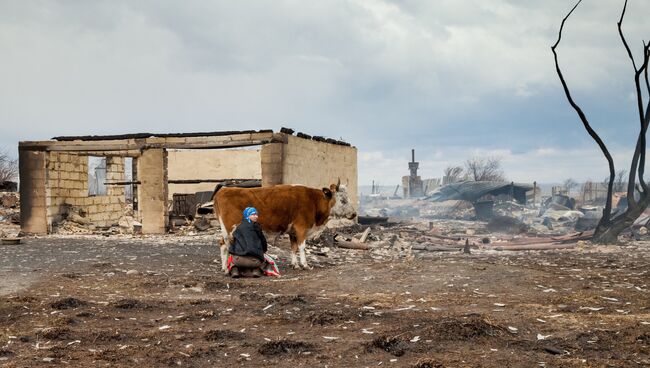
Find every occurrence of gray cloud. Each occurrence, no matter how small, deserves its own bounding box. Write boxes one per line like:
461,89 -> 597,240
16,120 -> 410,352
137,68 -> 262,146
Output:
1,0 -> 648,184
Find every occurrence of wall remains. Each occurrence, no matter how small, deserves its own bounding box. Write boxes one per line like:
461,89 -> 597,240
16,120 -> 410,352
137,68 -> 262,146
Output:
281,135 -> 358,210
20,130 -> 357,234
260,143 -> 283,187
45,152 -> 125,229
138,149 -> 168,234
19,150 -> 47,233
166,149 -> 262,197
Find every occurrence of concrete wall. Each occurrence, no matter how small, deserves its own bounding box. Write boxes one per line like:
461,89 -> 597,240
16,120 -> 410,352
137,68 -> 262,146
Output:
281,135 -> 358,210
137,149 -> 168,234
45,153 -> 125,229
167,149 -> 262,197
19,150 -> 47,234
260,143 -> 283,187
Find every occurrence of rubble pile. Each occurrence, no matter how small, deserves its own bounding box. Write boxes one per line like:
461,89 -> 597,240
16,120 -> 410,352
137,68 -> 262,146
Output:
55,206 -> 95,235
0,192 -> 20,238
54,204 -> 142,236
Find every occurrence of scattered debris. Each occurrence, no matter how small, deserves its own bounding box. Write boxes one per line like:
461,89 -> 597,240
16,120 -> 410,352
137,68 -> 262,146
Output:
258,340 -> 315,356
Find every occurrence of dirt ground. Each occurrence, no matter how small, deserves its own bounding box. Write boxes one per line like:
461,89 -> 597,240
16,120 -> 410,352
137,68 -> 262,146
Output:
1,232 -> 649,367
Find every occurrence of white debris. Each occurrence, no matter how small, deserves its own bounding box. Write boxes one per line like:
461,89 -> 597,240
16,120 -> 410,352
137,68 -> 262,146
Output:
600,296 -> 619,302
395,305 -> 415,311
579,307 -> 604,311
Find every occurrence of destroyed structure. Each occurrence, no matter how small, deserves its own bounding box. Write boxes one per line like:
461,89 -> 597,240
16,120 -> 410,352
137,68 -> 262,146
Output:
18,129 -> 357,235
428,181 -> 534,220
402,149 -> 424,198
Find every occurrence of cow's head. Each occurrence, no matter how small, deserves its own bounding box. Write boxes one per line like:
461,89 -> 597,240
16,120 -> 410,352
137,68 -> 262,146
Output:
321,183 -> 337,209
329,182 -> 357,220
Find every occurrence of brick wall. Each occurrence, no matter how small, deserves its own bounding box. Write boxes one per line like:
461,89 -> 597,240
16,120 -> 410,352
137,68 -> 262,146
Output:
46,153 -> 126,229
281,135 -> 358,211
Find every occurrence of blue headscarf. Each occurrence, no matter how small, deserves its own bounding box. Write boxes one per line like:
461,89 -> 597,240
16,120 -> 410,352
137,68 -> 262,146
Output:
243,207 -> 258,223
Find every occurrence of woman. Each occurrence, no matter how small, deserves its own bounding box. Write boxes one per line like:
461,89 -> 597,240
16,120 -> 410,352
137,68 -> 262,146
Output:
228,207 -> 268,278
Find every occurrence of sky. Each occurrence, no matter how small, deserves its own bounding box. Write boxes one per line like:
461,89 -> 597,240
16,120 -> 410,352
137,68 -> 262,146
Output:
1,0 -> 649,185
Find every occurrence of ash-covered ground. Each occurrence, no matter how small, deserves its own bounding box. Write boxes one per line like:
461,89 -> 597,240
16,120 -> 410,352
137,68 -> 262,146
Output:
1,224 -> 649,367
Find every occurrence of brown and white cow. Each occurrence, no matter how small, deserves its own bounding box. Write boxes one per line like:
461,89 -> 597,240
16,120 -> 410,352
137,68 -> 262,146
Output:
213,182 -> 348,271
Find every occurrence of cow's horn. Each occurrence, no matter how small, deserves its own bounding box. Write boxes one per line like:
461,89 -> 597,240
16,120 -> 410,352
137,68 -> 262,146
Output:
336,178 -> 340,191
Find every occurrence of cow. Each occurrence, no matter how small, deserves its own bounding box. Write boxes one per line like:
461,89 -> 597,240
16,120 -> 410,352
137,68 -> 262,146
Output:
213,181 -> 351,272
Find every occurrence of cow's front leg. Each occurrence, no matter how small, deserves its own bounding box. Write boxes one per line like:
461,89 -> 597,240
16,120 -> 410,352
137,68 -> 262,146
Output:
291,250 -> 300,269
299,241 -> 311,269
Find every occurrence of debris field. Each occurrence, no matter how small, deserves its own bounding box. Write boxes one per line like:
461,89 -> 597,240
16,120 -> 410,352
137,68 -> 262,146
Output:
1,223 -> 649,367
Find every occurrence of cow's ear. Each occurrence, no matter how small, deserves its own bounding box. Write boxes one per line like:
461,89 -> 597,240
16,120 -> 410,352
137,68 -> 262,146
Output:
322,188 -> 333,199
329,184 -> 337,192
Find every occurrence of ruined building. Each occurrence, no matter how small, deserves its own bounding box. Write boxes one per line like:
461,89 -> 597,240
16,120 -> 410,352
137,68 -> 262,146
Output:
402,149 -> 424,198
19,129 -> 357,234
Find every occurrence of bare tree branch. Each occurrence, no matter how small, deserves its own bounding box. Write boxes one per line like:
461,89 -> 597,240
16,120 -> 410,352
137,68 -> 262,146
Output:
443,166 -> 465,183
0,150 -> 18,183
552,0 -> 616,225
639,42 -> 650,197
617,0 -> 637,72
645,42 -> 650,96
618,0 -> 649,201
464,157 -> 505,182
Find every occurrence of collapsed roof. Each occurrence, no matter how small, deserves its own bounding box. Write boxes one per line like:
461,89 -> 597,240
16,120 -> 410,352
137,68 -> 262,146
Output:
426,181 -> 534,204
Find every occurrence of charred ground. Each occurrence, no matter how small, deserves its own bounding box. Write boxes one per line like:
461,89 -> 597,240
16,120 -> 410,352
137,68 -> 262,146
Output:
1,231 -> 649,367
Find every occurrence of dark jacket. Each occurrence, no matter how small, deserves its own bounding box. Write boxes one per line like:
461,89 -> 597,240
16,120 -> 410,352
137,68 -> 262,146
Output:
229,220 -> 268,261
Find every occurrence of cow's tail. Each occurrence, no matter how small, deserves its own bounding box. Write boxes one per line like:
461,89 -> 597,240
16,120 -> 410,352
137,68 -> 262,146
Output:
212,183 -> 229,272
212,184 -> 224,218
212,183 -> 225,199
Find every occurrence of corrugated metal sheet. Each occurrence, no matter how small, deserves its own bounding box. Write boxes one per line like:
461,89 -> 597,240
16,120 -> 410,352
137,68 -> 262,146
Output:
426,181 -> 534,204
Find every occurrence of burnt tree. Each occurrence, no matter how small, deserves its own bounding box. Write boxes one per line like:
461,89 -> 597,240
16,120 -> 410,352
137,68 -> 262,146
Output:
553,0 -> 650,243
0,150 -> 18,183
464,157 -> 505,182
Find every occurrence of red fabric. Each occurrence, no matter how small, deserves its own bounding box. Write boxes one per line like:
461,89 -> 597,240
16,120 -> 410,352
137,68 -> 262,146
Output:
263,254 -> 281,277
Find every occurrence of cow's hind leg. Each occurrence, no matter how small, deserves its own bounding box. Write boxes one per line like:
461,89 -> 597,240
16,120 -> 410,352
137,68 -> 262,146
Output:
298,241 -> 311,269
219,217 -> 230,273
295,227 -> 311,270
220,243 -> 229,274
289,233 -> 300,269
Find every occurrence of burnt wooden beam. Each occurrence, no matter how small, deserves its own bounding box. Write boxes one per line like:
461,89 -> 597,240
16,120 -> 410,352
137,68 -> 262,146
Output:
19,132 -> 283,152
104,178 -> 262,186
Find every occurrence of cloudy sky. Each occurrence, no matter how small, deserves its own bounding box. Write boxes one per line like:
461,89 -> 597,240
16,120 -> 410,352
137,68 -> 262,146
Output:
1,0 -> 649,185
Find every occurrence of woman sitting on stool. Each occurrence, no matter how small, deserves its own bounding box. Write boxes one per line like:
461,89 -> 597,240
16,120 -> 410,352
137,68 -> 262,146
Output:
228,207 -> 267,278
